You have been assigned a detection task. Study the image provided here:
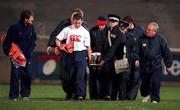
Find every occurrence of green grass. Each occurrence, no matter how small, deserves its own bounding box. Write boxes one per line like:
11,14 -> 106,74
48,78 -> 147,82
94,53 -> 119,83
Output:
0,85 -> 180,110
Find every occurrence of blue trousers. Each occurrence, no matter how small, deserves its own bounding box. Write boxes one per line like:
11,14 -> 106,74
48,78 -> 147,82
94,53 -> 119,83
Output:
9,59 -> 32,99
126,68 -> 140,100
65,50 -> 87,98
140,67 -> 162,102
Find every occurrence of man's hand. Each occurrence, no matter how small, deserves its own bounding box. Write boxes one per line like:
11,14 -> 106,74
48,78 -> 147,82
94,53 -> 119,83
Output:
134,60 -> 140,68
87,46 -> 92,64
58,44 -> 74,54
166,67 -> 172,73
54,47 -> 60,55
100,60 -> 105,66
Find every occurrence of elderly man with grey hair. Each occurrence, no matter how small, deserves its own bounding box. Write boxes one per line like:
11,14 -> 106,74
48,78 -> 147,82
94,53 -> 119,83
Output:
138,21 -> 173,103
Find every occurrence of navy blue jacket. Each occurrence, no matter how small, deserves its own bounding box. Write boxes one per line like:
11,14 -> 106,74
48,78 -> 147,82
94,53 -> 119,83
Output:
127,26 -> 145,66
103,29 -> 138,66
138,34 -> 173,72
3,21 -> 37,59
128,26 -> 144,39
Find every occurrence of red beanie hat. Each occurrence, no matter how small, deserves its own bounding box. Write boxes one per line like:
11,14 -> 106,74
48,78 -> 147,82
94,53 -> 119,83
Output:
97,16 -> 107,25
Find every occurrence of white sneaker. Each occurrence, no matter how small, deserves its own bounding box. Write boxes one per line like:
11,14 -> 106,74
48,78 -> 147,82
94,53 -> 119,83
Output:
23,97 -> 29,101
13,98 -> 18,101
9,98 -> 18,101
142,95 -> 150,103
152,101 -> 158,104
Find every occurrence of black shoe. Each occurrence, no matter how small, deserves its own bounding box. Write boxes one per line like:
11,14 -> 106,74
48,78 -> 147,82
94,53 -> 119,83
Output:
65,94 -> 72,100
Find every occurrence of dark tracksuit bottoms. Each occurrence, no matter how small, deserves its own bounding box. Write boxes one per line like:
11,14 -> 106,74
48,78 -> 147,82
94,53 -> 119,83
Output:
89,67 -> 105,99
111,71 -> 130,100
126,27 -> 144,100
103,60 -> 114,98
66,50 -> 87,98
9,59 -> 32,99
140,67 -> 162,102
126,67 -> 140,100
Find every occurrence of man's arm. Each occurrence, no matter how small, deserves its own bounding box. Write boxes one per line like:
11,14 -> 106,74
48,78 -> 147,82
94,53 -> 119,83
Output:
161,36 -> 173,68
87,46 -> 92,63
103,34 -> 125,61
3,25 -> 15,56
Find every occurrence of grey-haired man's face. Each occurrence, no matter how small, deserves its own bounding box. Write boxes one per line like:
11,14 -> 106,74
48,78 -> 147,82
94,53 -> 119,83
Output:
146,24 -> 156,37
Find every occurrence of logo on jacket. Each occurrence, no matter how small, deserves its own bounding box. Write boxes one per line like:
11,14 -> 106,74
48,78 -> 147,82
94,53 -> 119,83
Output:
142,43 -> 147,47
111,34 -> 116,38
70,34 -> 81,42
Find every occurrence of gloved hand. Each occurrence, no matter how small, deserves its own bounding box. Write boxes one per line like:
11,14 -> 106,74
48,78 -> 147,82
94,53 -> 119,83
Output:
9,43 -> 27,67
59,44 -> 74,54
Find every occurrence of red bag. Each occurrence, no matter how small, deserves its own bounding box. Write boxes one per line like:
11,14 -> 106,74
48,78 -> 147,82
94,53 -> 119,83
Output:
1,32 -> 27,67
9,43 -> 27,67
60,44 -> 74,54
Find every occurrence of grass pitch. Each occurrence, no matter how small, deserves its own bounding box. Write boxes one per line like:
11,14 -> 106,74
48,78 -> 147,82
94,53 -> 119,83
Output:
0,84 -> 179,110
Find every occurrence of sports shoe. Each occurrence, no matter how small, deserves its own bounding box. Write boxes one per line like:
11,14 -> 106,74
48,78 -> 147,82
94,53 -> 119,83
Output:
152,100 -> 158,104
77,96 -> 84,101
142,95 -> 150,103
23,97 -> 29,101
9,98 -> 18,101
104,95 -> 111,100
13,98 -> 18,101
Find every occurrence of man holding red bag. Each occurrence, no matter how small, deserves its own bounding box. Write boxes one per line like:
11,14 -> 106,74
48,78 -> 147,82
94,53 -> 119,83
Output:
56,12 -> 91,100
3,10 -> 36,101
1,32 -> 27,68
